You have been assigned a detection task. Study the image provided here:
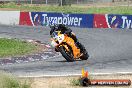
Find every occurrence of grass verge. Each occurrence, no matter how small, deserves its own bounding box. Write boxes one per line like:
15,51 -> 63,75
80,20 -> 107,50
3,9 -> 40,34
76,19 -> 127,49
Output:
70,78 -> 81,86
0,38 -> 38,58
22,74 -> 132,88
0,71 -> 30,88
0,2 -> 132,14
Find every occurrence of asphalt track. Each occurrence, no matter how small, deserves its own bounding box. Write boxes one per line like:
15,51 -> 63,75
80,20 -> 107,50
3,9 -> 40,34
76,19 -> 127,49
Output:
0,25 -> 132,77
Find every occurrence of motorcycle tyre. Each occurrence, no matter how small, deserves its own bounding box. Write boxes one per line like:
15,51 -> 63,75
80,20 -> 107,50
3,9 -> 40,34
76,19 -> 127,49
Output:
59,45 -> 75,62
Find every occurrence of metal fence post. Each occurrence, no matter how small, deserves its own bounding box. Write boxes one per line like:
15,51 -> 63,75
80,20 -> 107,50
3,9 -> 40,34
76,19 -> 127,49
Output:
61,0 -> 62,6
46,0 -> 48,4
128,0 -> 130,7
77,0 -> 78,4
31,0 -> 32,4
93,0 -> 95,4
93,0 -> 95,7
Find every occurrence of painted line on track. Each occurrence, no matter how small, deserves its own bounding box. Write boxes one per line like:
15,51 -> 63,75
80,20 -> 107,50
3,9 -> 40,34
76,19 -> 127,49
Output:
19,72 -> 132,78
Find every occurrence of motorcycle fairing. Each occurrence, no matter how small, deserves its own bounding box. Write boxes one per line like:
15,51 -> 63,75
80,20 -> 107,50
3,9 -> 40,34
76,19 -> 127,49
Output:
63,35 -> 80,58
51,31 -> 81,58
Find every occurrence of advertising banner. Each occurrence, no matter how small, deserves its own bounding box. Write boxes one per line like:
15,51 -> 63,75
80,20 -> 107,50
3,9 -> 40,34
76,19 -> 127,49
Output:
93,14 -> 132,29
19,12 -> 33,26
19,12 -> 132,29
0,11 -> 20,25
107,14 -> 132,29
20,12 -> 94,28
93,14 -> 109,28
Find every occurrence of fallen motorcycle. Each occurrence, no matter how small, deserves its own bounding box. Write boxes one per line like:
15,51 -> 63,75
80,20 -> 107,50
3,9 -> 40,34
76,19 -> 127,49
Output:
50,31 -> 89,62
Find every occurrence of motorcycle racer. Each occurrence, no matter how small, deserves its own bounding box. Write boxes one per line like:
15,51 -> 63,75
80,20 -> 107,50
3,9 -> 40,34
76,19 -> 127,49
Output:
50,24 -> 81,48
50,24 -> 89,61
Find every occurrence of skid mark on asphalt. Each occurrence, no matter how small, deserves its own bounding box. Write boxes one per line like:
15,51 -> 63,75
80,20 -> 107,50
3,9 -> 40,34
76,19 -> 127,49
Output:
0,49 -> 59,65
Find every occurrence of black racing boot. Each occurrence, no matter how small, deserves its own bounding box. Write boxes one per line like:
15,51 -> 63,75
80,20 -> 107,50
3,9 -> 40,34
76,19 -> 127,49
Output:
76,41 -> 84,52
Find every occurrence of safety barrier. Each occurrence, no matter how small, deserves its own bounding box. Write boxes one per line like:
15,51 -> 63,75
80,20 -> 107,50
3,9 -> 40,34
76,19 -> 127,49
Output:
94,14 -> 132,29
0,11 -> 132,29
19,12 -> 94,28
0,11 -> 20,25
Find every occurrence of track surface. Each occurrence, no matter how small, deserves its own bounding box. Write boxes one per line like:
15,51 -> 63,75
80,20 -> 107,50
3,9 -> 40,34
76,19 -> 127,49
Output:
0,25 -> 132,77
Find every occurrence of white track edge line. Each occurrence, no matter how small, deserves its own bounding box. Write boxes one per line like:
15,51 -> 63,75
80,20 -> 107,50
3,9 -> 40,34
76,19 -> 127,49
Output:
18,72 -> 132,78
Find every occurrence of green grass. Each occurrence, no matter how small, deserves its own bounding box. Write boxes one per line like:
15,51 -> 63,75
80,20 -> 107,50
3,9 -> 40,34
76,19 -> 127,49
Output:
0,71 -> 30,88
70,78 -> 81,86
0,38 -> 37,58
0,2 -> 132,14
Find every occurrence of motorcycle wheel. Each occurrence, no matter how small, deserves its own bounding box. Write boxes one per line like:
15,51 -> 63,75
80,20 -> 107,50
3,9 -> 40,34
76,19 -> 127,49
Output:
79,44 -> 89,60
59,45 -> 74,62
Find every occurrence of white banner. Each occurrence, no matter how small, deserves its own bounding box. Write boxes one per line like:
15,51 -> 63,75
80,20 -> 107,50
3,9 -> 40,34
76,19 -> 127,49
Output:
0,11 -> 20,25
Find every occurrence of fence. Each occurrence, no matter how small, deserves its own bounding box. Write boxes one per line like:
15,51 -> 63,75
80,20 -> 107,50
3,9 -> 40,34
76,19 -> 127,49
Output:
1,0 -> 132,6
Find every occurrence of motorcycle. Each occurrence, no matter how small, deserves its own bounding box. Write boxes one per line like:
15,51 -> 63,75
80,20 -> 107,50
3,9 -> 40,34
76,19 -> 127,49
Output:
50,31 -> 89,62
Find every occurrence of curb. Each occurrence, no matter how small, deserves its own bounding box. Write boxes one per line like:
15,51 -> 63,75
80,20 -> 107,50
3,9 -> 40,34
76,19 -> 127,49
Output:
19,72 -> 132,78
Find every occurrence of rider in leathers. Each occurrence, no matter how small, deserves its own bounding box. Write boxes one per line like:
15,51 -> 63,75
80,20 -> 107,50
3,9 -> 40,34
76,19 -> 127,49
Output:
50,24 -> 82,50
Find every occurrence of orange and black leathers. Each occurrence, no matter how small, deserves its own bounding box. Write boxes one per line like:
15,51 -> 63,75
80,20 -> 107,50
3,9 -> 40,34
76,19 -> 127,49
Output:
50,24 -> 81,58
50,24 -> 78,43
